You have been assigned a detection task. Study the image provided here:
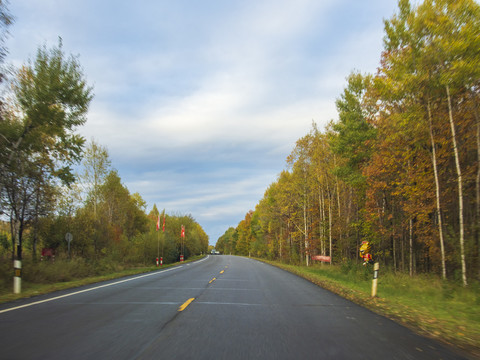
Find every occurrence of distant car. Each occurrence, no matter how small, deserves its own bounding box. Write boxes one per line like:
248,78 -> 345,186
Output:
211,249 -> 221,255
215,250 -> 220,255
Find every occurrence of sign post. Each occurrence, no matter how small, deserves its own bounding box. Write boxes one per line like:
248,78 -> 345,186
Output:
65,232 -> 73,260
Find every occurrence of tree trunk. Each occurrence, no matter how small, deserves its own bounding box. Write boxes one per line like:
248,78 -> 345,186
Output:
336,176 -> 342,258
427,100 -> 447,280
401,229 -> 405,272
409,218 -> 413,277
334,155 -> 343,258
326,180 -> 333,265
32,219 -> 38,261
32,186 -> 40,262
446,85 -> 467,286
472,94 -> 480,279
15,219 -> 22,261
303,170 -> 309,267
320,188 -> 326,255
389,193 -> 396,272
318,189 -> 322,254
328,191 -> 332,265
9,211 -> 15,262
304,199 -> 309,266
279,227 -> 283,259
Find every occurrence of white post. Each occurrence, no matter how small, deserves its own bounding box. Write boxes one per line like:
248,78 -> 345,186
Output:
13,260 -> 21,294
371,262 -> 379,297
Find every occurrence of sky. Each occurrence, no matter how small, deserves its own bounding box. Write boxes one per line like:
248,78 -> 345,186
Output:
5,0 -> 401,245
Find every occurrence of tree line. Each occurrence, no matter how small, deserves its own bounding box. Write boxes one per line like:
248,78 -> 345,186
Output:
216,0 -> 480,286
0,4 -> 208,270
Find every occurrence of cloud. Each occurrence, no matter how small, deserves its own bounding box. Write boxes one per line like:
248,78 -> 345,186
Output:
70,0 -> 368,244
75,0 -> 345,163
6,0 -> 401,243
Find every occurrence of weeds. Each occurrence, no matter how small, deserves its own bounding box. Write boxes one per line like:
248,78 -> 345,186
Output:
0,257 -> 149,296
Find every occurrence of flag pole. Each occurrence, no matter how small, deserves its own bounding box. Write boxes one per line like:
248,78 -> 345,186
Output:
161,212 -> 165,265
180,225 -> 185,262
157,228 -> 159,266
156,214 -> 160,267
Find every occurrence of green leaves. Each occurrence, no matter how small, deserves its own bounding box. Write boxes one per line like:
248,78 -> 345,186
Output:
225,0 -> 480,281
9,39 -> 93,185
1,39 -> 94,261
329,72 -> 376,189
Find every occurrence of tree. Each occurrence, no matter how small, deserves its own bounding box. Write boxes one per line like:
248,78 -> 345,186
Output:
2,151 -> 48,260
0,39 -> 92,293
329,72 -> 376,188
0,0 -> 12,63
98,170 -> 148,242
380,0 -> 480,284
287,134 -> 314,265
328,72 -> 377,262
227,0 -> 480,282
5,39 -> 93,186
236,211 -> 254,256
79,139 -> 111,216
216,227 -> 236,255
425,0 -> 480,286
0,0 -> 12,117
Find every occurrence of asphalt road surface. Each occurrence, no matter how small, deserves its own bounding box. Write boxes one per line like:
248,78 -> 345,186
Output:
0,255 -> 468,359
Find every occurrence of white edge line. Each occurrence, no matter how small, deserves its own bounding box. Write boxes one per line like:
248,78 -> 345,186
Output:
0,266 -> 183,314
0,256 -> 210,314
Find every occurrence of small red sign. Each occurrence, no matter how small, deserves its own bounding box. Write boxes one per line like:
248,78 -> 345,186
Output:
312,255 -> 331,263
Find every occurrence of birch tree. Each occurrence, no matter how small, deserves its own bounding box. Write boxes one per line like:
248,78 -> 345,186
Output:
79,139 -> 111,216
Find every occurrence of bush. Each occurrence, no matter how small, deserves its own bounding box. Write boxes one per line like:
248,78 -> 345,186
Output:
22,258 -> 93,283
0,257 -> 137,292
340,260 -> 353,274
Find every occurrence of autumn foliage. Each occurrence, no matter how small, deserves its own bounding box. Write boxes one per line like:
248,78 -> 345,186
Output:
217,0 -> 480,285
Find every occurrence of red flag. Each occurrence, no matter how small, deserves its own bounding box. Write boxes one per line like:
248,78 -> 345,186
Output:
181,225 -> 185,238
162,215 -> 165,232
156,215 -> 160,231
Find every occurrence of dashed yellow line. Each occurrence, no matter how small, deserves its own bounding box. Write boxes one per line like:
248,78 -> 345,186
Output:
178,298 -> 195,312
209,268 -> 226,285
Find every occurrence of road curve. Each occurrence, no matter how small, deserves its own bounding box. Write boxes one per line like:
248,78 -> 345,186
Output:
0,255 -> 467,359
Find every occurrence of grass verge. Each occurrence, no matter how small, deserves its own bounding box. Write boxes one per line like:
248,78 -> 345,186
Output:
0,256 -> 205,304
260,259 -> 480,358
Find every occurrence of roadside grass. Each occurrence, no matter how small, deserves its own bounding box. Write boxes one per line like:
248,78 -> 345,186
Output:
0,255 -> 204,304
262,259 -> 480,357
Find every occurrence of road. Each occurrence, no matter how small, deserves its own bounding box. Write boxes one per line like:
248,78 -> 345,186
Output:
0,255 -> 467,359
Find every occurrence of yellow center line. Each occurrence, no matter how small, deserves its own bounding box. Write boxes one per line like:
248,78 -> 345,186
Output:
178,297 -> 195,312
209,277 -> 216,284
220,270 -> 224,274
